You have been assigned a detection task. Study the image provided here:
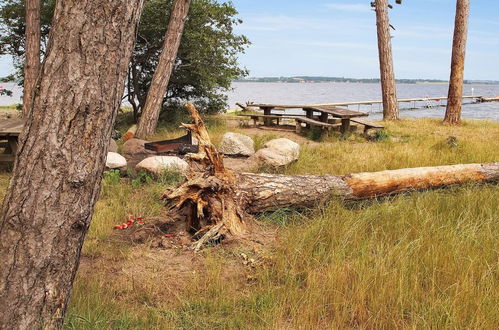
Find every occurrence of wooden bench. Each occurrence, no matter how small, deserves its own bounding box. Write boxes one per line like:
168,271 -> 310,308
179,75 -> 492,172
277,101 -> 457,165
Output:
350,118 -> 384,135
294,117 -> 337,134
238,114 -> 297,126
0,119 -> 24,163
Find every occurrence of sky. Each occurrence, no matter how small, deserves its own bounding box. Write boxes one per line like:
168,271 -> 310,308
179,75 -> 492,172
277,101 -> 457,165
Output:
228,0 -> 499,80
1,0 -> 498,81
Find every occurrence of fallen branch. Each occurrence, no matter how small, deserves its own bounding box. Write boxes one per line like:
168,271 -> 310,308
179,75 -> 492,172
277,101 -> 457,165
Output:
163,103 -> 499,249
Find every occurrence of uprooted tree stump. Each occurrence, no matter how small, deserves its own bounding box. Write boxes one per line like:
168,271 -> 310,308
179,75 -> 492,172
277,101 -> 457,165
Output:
163,103 -> 499,250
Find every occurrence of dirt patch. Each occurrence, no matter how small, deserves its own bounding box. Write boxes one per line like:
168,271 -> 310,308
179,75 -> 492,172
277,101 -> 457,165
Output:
0,108 -> 19,120
78,215 -> 278,307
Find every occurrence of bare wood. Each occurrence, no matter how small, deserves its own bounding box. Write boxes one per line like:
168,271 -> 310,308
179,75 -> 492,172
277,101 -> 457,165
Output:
23,0 -> 41,117
237,163 -> 499,212
444,0 -> 470,125
163,103 -> 246,251
0,0 -> 145,328
136,0 -> 191,138
374,0 -> 399,120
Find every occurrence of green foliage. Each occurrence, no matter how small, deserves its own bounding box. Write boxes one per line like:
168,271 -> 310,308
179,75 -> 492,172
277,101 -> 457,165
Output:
102,170 -> 121,186
0,0 -> 55,78
129,0 -> 249,117
131,171 -> 155,189
0,0 -> 249,114
371,129 -> 390,142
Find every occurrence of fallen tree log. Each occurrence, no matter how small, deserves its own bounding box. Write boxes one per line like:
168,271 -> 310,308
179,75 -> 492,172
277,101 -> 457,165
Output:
164,103 -> 499,249
237,163 -> 499,213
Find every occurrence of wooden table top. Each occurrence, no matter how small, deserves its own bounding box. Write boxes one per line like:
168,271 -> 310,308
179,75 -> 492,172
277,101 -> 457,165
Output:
0,119 -> 24,136
304,106 -> 368,119
250,103 -> 368,119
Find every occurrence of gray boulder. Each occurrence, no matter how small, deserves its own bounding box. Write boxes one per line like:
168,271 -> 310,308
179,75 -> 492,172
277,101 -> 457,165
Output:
106,152 -> 127,170
123,138 -> 155,156
135,156 -> 189,176
218,132 -> 255,156
253,138 -> 300,167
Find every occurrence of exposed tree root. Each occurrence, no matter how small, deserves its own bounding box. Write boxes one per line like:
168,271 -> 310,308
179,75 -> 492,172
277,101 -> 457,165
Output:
162,103 -> 248,250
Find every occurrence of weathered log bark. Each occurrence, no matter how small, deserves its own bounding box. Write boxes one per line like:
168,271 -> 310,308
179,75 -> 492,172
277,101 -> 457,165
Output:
237,163 -> 499,213
164,104 -> 498,250
136,0 -> 191,139
444,0 -> 470,125
0,0 -> 145,328
22,0 -> 41,117
374,0 -> 399,120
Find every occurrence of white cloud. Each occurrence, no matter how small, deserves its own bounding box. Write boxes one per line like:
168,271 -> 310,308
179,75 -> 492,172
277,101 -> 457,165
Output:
325,3 -> 371,12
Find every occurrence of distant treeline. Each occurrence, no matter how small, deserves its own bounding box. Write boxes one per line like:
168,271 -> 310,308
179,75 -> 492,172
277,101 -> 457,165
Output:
235,76 -> 499,85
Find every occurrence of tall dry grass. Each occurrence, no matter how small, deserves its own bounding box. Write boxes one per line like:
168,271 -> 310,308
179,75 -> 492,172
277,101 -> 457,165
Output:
1,117 -> 498,329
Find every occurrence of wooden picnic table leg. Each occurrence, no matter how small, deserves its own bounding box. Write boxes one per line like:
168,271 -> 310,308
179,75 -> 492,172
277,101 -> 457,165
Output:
262,107 -> 273,126
320,112 -> 328,123
7,136 -> 18,155
341,118 -> 350,134
304,109 -> 313,129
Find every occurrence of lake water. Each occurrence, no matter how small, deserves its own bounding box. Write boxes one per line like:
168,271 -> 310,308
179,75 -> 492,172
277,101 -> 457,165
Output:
226,82 -> 499,121
2,81 -> 499,121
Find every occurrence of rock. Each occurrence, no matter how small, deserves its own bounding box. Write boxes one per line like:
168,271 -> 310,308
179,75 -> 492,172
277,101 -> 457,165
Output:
253,138 -> 300,168
108,139 -> 118,153
123,138 -> 155,156
106,152 -> 127,170
263,138 -> 300,160
218,132 -> 255,156
136,156 -> 189,176
223,156 -> 259,173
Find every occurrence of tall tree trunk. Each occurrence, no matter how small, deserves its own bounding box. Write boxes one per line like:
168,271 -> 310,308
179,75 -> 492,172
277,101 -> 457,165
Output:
135,0 -> 191,139
0,0 -> 144,328
375,0 -> 399,120
444,0 -> 470,125
22,0 -> 41,117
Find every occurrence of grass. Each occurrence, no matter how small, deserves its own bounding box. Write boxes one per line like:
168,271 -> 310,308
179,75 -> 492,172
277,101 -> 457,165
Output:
0,116 -> 498,329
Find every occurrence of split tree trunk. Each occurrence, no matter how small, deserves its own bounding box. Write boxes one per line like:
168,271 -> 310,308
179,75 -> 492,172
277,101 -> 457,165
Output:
22,0 -> 41,117
135,0 -> 191,139
375,0 -> 399,120
0,0 -> 145,328
444,0 -> 470,125
164,104 -> 499,250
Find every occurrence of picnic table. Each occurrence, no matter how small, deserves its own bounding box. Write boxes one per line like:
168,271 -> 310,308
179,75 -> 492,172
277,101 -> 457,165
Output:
249,103 -> 369,134
0,119 -> 24,162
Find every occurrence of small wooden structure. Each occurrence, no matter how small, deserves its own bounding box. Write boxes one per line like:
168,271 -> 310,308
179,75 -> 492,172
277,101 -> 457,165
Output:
0,119 -> 24,162
144,131 -> 198,154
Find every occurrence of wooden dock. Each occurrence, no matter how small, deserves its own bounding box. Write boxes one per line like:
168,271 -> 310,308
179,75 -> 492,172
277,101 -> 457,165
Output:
476,96 -> 499,103
247,95 -> 481,110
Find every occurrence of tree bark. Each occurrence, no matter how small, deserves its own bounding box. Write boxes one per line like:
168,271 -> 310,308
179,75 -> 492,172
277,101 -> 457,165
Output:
22,0 -> 41,117
237,163 -> 499,213
0,0 -> 144,328
164,105 -> 499,250
135,0 -> 191,139
375,0 -> 399,120
444,0 -> 470,125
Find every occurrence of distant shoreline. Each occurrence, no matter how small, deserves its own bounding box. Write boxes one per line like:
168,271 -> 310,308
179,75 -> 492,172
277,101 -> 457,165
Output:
234,77 -> 499,85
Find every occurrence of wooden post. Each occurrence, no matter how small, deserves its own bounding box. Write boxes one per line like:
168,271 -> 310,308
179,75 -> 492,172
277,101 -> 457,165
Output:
341,118 -> 350,134
23,0 -> 41,117
374,0 -> 399,120
444,0 -> 470,125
